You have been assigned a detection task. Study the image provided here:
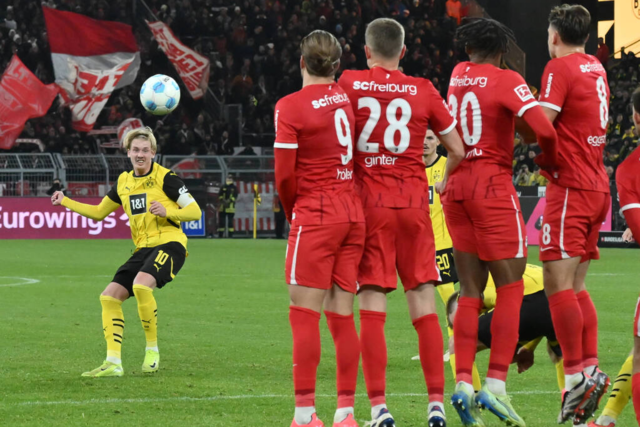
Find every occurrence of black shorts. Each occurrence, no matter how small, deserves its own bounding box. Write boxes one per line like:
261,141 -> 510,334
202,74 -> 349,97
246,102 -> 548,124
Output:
477,290 -> 560,356
436,248 -> 458,284
112,242 -> 186,297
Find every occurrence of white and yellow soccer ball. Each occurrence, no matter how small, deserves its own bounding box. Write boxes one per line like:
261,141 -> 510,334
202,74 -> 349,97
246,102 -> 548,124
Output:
140,74 -> 181,115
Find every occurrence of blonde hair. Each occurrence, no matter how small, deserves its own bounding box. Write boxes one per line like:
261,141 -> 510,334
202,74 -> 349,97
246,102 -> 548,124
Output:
300,30 -> 342,77
123,127 -> 157,152
365,18 -> 405,59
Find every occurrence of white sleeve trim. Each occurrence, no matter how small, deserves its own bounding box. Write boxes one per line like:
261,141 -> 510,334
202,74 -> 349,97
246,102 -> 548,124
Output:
517,101 -> 540,117
539,101 -> 562,113
439,119 -> 458,136
176,192 -> 195,208
274,142 -> 298,149
621,203 -> 640,213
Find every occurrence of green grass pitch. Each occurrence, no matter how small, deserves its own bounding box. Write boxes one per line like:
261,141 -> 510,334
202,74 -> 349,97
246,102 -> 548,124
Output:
0,240 -> 637,426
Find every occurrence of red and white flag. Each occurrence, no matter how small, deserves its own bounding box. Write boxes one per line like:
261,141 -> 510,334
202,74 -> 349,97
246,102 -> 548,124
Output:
43,6 -> 140,132
117,118 -> 145,145
0,55 -> 59,150
147,21 -> 210,99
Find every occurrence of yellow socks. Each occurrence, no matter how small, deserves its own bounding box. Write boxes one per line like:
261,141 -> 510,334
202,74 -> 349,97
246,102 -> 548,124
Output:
100,295 -> 124,364
133,284 -> 158,350
556,360 -> 565,391
601,355 -> 633,419
449,353 -> 482,391
437,282 -> 456,307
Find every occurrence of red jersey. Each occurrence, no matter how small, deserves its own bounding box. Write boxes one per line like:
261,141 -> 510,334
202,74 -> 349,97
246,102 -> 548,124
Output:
274,83 -> 364,225
616,146 -> 640,212
445,62 -> 539,200
338,67 -> 456,210
539,53 -> 610,193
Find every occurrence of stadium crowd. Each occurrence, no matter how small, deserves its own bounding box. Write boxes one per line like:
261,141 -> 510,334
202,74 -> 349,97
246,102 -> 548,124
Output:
0,0 -> 638,184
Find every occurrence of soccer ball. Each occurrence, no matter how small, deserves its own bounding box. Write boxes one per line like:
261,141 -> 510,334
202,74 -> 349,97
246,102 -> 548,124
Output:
139,74 -> 181,115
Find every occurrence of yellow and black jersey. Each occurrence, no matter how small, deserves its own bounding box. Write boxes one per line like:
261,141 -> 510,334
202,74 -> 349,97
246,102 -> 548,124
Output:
106,162 -> 195,249
425,155 -> 452,251
482,264 -> 544,310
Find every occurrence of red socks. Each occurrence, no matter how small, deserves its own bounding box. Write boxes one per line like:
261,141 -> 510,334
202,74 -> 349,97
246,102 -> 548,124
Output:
360,309 -> 387,406
290,306 -> 321,407
548,289 -> 584,375
487,280 -> 524,381
325,311 -> 360,409
453,297 -> 483,384
413,314 -> 445,402
576,290 -> 599,368
633,373 -> 640,425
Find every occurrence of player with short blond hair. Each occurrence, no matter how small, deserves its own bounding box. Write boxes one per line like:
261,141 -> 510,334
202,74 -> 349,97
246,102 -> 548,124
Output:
51,127 -> 201,377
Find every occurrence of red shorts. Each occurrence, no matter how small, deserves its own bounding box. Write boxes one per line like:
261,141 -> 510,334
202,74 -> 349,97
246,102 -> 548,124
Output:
539,183 -> 609,262
285,222 -> 365,293
358,208 -> 441,292
443,193 -> 527,261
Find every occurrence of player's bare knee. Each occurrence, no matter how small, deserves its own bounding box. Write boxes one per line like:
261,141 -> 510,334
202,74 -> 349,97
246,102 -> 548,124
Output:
488,258 -> 526,286
357,286 -> 387,312
133,272 -> 157,289
323,284 -> 355,315
101,282 -> 129,301
406,283 -> 437,320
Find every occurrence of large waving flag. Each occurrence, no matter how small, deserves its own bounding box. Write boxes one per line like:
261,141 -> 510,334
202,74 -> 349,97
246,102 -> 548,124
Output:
147,21 -> 210,99
43,6 -> 140,132
0,55 -> 59,150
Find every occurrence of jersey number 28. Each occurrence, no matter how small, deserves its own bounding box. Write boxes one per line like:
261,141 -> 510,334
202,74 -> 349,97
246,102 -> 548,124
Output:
356,97 -> 412,154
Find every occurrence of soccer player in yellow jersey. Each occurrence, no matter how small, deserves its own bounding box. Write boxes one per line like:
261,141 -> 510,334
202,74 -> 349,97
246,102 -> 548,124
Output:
423,129 -> 456,305
51,128 -> 202,377
446,264 -> 566,391
423,129 -> 485,390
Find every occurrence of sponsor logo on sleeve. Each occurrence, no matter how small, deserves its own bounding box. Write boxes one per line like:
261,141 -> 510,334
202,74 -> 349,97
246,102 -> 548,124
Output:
544,73 -> 553,98
514,84 -> 535,102
178,185 -> 189,195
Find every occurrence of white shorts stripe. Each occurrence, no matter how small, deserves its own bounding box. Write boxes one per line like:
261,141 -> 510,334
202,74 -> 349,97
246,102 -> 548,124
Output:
290,226 -> 303,285
539,101 -> 562,112
621,203 -> 640,213
439,120 -> 458,136
560,188 -> 570,259
511,195 -> 524,258
517,101 -> 540,118
274,142 -> 298,149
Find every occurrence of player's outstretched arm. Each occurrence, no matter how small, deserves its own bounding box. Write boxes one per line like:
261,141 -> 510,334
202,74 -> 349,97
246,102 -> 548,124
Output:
274,148 -> 297,222
156,200 -> 202,222
435,129 -> 465,194
53,192 -> 120,221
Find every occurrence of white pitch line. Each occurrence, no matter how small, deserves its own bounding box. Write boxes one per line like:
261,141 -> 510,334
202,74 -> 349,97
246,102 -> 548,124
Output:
7,390 -> 557,407
0,277 -> 41,287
